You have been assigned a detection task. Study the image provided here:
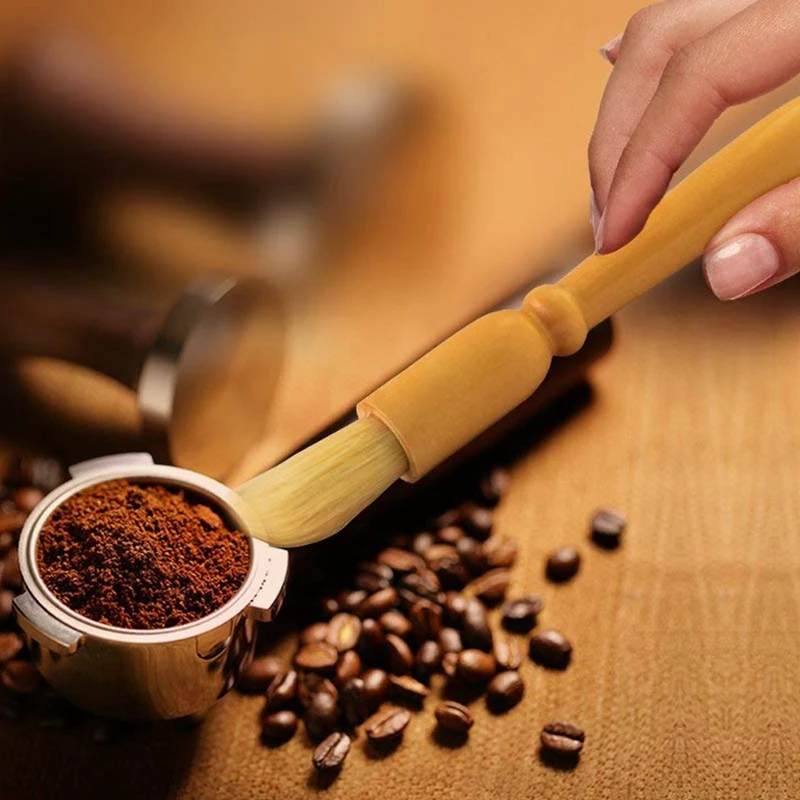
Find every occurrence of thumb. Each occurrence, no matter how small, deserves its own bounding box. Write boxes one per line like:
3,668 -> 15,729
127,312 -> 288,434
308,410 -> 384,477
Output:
702,178 -> 800,301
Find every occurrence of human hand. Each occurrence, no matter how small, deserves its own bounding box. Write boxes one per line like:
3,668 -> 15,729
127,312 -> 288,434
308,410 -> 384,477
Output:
590,0 -> 800,299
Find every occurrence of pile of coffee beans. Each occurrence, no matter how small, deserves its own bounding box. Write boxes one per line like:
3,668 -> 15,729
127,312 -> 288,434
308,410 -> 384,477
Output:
0,456 -> 120,741
240,461 -> 627,777
0,448 -> 625,774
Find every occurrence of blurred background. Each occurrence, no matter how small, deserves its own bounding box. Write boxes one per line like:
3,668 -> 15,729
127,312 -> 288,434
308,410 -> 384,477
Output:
4,4 -> 800,799
0,0 -> 797,483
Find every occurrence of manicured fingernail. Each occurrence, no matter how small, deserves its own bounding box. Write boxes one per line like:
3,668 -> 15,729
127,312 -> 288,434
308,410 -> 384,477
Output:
590,192 -> 600,239
599,34 -> 622,63
594,210 -> 605,253
703,233 -> 780,300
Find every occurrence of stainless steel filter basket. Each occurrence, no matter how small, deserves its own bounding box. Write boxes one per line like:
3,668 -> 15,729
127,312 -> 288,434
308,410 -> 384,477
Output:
13,453 -> 288,721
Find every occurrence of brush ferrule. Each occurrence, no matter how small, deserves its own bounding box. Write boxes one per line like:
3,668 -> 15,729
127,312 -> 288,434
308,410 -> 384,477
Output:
357,309 -> 553,480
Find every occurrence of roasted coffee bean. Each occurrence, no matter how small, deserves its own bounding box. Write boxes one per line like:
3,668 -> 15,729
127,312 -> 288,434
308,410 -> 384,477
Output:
438,627 -> 463,654
459,503 -> 494,540
482,536 -> 519,569
361,668 -> 390,711
441,652 -> 459,678
13,487 -> 43,513
465,568 -> 510,606
438,562 -> 470,589
298,673 -> 339,708
364,706 -> 411,743
300,622 -> 329,646
340,677 -> 371,726
435,701 -> 474,735
0,589 -> 13,624
409,599 -> 442,640
545,546 -> 581,582
462,598 -> 494,652
320,597 -> 340,619
540,720 -> 585,755
261,709 -> 298,742
11,456 -> 64,491
359,588 -> 399,618
487,671 -> 524,711
398,588 -> 421,612
265,670 -> 298,710
1,660 -> 40,694
0,633 -> 23,665
442,592 -> 467,626
357,618 -> 386,657
295,642 -> 339,672
399,571 -> 442,604
415,640 -> 441,681
478,467 -> 510,506
388,674 -> 429,705
0,533 -> 13,558
238,654 -> 286,694
337,589 -> 368,613
313,732 -> 351,771
354,561 -> 393,593
385,634 -> 414,675
591,508 -> 626,549
456,649 -> 497,685
377,547 -> 424,575
326,613 -> 362,652
493,637 -> 523,671
335,650 -> 362,687
357,561 -> 394,584
354,572 -> 390,593
0,509 -> 25,536
304,691 -> 339,741
425,544 -> 469,587
424,543 -> 460,572
379,610 -> 413,639
412,532 -> 435,555
456,536 -> 488,575
529,630 -> 572,670
434,508 -> 461,529
1,549 -> 21,590
436,525 -> 465,545
501,595 -> 543,633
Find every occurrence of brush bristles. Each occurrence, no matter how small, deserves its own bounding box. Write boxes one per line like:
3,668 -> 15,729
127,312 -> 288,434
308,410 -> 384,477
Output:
237,417 -> 408,548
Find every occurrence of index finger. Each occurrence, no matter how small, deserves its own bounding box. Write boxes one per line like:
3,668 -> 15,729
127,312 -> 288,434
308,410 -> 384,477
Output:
598,0 -> 800,253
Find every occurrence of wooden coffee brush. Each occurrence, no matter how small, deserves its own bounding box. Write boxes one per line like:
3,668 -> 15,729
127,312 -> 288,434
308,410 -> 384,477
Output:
238,94 -> 800,547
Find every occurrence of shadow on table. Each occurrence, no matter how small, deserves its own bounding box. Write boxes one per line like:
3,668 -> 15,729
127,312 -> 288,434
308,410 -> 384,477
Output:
261,376 -> 599,640
0,713 -> 200,800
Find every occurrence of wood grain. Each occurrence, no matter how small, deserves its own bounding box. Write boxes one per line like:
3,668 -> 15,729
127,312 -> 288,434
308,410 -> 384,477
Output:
1,2 -> 799,799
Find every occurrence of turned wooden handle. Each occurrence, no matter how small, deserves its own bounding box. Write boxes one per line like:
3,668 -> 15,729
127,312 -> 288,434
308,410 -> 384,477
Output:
530,93 -> 800,336
359,94 -> 800,480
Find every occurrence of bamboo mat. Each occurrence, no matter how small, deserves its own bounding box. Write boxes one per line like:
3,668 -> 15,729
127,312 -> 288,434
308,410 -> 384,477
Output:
1,1 -> 799,797
4,268 -> 800,799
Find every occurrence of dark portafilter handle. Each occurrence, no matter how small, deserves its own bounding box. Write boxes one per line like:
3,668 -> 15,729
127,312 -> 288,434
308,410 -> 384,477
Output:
0,35 -> 313,199
0,274 -> 285,479
0,277 -> 162,388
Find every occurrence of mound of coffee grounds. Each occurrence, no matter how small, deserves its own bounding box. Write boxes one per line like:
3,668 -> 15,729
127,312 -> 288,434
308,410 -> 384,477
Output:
37,479 -> 250,629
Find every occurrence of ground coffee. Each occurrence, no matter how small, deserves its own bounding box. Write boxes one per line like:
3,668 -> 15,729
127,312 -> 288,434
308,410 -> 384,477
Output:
37,479 -> 250,629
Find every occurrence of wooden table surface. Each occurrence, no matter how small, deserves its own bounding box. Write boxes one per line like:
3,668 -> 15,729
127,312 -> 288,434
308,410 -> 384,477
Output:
2,2 -> 799,798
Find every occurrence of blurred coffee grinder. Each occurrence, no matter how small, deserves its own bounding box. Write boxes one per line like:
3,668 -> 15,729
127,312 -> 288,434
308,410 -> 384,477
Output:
0,33 -> 416,286
0,33 -> 416,474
